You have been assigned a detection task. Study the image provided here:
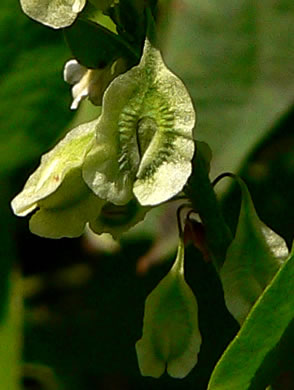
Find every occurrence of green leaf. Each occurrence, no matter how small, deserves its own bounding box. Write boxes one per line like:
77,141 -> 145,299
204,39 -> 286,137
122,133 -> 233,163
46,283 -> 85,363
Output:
20,0 -> 86,29
220,177 -> 289,324
11,120 -> 104,238
79,2 -> 118,32
83,38 -> 196,206
135,237 -> 201,378
208,247 -> 294,390
106,0 -> 147,45
64,19 -> 135,68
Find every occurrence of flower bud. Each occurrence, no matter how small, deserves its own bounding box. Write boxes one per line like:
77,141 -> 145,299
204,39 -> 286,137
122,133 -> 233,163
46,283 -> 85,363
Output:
136,238 -> 201,378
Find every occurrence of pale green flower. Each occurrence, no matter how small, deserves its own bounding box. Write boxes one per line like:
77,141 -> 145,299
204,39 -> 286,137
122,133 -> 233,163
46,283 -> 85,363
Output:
11,118 -> 150,239
11,120 -> 104,238
12,39 -> 196,238
83,39 -> 196,206
136,237 -> 202,378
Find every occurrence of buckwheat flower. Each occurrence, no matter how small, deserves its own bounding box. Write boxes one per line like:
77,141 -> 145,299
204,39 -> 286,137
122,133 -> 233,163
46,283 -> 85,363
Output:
83,38 -> 196,206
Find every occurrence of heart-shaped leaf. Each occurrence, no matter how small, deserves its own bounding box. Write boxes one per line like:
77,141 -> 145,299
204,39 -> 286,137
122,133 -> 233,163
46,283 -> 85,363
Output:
220,177 -> 289,324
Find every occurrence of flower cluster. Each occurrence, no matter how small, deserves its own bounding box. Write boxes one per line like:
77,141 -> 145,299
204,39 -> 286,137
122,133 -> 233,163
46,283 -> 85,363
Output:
11,39 -> 196,239
12,36 -> 199,379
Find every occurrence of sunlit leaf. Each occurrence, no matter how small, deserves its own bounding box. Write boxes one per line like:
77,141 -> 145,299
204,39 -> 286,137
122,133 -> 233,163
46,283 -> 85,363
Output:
208,247 -> 294,390
220,177 -> 289,324
136,237 -> 201,378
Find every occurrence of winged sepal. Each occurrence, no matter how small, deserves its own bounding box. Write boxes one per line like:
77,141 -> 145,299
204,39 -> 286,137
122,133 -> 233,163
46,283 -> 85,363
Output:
11,120 -> 104,238
83,38 -> 196,206
135,237 -> 201,378
220,177 -> 289,324
20,0 -> 86,29
89,199 -> 150,239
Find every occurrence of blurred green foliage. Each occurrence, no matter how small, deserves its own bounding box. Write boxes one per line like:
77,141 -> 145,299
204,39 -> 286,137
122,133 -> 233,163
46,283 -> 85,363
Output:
164,0 -> 294,178
0,0 -> 73,175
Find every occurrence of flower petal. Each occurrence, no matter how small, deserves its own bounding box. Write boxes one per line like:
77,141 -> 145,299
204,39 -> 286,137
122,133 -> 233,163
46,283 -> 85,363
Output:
29,168 -> 104,238
64,59 -> 88,85
82,65 -> 142,204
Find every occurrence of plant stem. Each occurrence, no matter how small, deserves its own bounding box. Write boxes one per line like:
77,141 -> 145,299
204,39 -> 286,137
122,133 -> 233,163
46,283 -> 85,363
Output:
185,150 -> 233,271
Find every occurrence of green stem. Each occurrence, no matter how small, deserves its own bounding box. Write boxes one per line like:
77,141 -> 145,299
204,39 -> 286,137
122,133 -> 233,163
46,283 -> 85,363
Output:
185,150 -> 233,271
